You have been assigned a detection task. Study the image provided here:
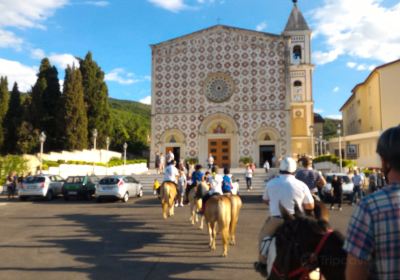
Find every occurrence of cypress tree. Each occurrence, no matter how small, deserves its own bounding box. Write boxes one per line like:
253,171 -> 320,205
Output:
4,82 -> 23,154
16,95 -> 40,154
79,52 -> 111,148
30,58 -> 62,152
0,76 -> 10,151
63,65 -> 88,150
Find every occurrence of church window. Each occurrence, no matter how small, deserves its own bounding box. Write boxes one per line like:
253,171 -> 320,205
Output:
294,81 -> 302,87
169,136 -> 177,143
293,45 -> 302,61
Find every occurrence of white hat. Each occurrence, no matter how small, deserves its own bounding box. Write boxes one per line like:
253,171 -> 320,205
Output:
279,157 -> 297,173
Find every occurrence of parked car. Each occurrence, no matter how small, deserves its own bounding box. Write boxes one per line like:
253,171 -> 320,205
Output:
95,175 -> 143,202
322,173 -> 354,201
18,175 -> 65,201
63,175 -> 99,200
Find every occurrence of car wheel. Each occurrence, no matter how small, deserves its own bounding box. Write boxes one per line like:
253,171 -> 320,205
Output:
96,197 -> 103,203
122,192 -> 129,203
46,190 -> 54,201
19,196 -> 28,201
137,188 -> 143,198
63,193 -> 69,201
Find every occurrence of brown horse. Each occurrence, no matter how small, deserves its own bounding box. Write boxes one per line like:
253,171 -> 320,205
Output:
204,194 -> 242,257
267,202 -> 346,280
188,182 -> 207,229
159,182 -> 178,219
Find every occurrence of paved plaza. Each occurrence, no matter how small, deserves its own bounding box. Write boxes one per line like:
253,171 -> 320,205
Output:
0,190 -> 353,280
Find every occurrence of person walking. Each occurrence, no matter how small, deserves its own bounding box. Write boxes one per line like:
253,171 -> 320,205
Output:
6,172 -> 17,200
263,160 -> 270,173
344,125 -> 400,280
159,153 -> 165,174
155,152 -> 160,174
166,150 -> 174,165
368,169 -> 378,194
255,157 -> 314,275
330,175 -> 343,210
351,170 -> 364,205
295,156 -> 326,197
177,169 -> 187,207
245,164 -> 253,190
207,154 -> 214,170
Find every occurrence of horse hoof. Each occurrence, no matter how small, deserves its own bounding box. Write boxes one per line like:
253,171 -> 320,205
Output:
222,253 -> 227,257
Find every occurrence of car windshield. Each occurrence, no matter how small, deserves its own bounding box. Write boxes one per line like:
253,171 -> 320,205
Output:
23,176 -> 45,183
66,177 -> 84,183
326,175 -> 350,184
99,177 -> 120,185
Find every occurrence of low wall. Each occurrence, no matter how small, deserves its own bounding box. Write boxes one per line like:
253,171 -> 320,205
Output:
41,149 -> 122,164
46,163 -> 148,178
314,161 -> 348,174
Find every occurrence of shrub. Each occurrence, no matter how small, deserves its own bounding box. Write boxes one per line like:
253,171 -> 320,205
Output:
313,154 -> 355,168
185,157 -> 199,165
0,155 -> 29,185
239,156 -> 253,165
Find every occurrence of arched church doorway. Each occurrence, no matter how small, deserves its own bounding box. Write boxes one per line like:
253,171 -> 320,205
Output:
253,128 -> 280,168
199,114 -> 239,168
160,129 -> 186,166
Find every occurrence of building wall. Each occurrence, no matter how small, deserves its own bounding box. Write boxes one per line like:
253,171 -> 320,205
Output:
150,26 -> 292,167
379,62 -> 400,129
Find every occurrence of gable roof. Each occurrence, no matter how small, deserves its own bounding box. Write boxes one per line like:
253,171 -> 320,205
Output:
151,25 -> 281,48
284,4 -> 311,32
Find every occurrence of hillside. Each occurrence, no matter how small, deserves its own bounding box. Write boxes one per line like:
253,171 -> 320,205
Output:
109,98 -> 151,154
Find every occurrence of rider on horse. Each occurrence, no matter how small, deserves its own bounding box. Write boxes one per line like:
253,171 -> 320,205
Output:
162,160 -> 179,194
255,157 -> 315,276
184,164 -> 204,204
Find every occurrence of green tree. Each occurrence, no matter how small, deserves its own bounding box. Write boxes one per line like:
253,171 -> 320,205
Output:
30,58 -> 62,151
4,82 -> 23,154
16,95 -> 40,154
62,65 -> 88,150
79,52 -> 111,148
0,76 -> 10,150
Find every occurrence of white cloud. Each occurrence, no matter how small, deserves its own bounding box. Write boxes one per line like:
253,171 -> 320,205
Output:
346,61 -> 377,72
49,53 -> 79,70
256,21 -> 267,32
326,115 -> 343,120
84,1 -> 110,7
0,29 -> 23,49
312,0 -> 400,64
333,86 -> 340,93
148,0 -> 186,12
139,96 -> 152,105
105,68 -> 142,85
0,0 -> 68,50
31,48 -> 46,59
346,62 -> 357,69
0,58 -> 37,92
314,108 -> 324,114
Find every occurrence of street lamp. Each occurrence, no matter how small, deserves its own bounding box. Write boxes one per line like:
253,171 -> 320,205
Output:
123,142 -> 128,174
106,136 -> 110,175
337,124 -> 343,173
92,128 -> 98,150
309,125 -> 314,158
39,131 -> 46,174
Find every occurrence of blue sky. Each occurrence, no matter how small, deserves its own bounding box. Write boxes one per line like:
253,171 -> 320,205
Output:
1,0 -> 400,119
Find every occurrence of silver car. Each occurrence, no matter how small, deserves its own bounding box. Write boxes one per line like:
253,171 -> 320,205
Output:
95,175 -> 143,202
18,175 -> 64,201
322,173 -> 354,200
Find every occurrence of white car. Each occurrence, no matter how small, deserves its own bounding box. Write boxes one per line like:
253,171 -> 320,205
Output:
18,175 -> 65,201
95,175 -> 143,202
322,173 -> 354,200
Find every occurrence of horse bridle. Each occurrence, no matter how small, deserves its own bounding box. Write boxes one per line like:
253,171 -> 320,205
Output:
271,229 -> 334,280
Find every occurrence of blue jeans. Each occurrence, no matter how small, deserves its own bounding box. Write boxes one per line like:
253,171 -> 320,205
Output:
352,185 -> 363,203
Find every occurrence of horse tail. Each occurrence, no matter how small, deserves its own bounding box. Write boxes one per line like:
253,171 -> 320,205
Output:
229,195 -> 242,245
217,196 -> 232,231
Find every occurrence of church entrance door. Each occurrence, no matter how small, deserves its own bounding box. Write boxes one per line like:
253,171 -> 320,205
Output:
166,147 -> 180,167
208,139 -> 230,168
259,145 -> 275,168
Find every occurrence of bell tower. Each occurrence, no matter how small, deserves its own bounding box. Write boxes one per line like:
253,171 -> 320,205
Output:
283,0 -> 314,157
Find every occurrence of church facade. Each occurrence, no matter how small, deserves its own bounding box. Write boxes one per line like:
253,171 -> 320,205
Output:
150,2 -> 314,168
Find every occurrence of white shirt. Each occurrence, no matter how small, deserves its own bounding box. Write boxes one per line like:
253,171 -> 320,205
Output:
208,156 -> 214,164
164,165 -> 179,183
245,167 -> 253,178
210,174 -> 223,195
166,151 -> 174,163
262,174 -> 314,217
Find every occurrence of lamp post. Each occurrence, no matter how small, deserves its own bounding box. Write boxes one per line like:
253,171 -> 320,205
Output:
39,131 -> 46,174
123,142 -> 128,175
319,132 -> 323,156
309,125 -> 314,158
92,129 -> 98,175
337,124 -> 343,173
106,136 -> 110,175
